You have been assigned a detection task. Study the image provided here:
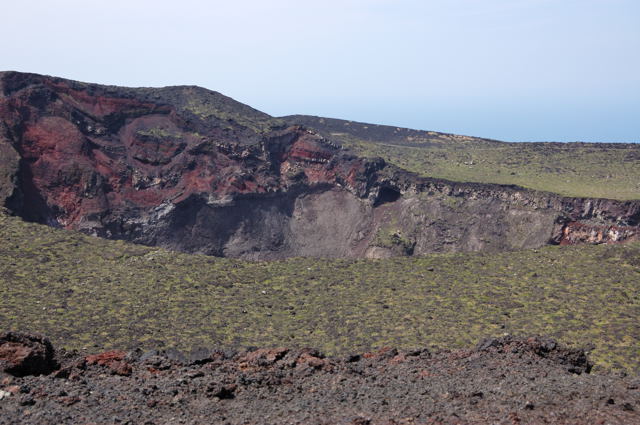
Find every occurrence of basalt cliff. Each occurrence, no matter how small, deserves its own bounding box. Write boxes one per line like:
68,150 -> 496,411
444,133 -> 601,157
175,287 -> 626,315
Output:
0,72 -> 638,259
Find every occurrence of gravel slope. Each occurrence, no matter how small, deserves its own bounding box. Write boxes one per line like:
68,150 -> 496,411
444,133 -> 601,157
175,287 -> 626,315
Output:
1,333 -> 638,424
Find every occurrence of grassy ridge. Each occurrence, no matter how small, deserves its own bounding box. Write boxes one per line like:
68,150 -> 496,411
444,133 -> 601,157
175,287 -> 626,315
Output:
283,116 -> 640,200
1,212 -> 638,372
351,140 -> 640,200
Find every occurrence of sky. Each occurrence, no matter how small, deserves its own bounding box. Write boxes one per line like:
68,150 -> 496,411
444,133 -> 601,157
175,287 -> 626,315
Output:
1,0 -> 639,142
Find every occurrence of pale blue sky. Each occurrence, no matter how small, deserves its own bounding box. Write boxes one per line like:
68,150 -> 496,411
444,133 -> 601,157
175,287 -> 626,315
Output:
2,0 -> 638,142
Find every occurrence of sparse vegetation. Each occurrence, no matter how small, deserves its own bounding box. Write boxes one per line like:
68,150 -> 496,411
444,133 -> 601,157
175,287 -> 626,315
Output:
284,116 -> 640,200
372,224 -> 414,255
183,93 -> 284,134
136,128 -> 180,139
1,212 -> 638,372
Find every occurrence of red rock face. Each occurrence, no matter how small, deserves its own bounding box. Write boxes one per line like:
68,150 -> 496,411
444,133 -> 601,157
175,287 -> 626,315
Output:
1,72 -> 640,258
0,331 -> 57,377
0,72 -> 369,233
85,350 -> 132,376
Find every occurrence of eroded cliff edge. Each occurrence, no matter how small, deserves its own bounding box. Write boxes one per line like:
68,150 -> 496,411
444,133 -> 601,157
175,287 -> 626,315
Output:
0,71 -> 638,259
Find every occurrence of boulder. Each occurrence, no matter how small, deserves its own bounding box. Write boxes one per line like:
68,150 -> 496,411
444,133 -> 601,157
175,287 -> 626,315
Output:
0,331 -> 57,376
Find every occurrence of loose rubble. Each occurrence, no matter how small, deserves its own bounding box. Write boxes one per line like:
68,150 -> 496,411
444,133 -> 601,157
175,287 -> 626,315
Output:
1,332 -> 638,424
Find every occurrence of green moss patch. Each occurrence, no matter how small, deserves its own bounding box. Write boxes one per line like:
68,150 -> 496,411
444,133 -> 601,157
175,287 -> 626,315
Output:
283,116 -> 640,200
1,213 -> 638,372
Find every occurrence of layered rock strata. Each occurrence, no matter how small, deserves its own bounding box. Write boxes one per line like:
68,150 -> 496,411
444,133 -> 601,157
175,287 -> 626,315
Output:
1,72 -> 638,259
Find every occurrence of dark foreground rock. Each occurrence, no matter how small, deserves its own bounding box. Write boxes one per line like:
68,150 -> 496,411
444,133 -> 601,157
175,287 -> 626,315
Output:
0,334 -> 638,424
0,331 -> 57,377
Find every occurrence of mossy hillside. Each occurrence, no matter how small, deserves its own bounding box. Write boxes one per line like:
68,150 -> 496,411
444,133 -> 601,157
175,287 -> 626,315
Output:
283,116 -> 640,200
349,140 -> 640,200
0,141 -> 19,202
136,128 -> 183,139
1,213 -> 639,372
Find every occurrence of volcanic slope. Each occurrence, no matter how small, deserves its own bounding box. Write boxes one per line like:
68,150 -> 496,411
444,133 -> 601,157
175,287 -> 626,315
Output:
1,72 -> 640,260
283,115 -> 640,200
1,212 -> 639,373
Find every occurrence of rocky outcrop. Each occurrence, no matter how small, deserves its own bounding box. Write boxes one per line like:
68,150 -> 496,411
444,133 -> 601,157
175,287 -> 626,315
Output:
1,334 -> 638,424
0,71 -> 639,259
557,221 -> 638,245
0,332 -> 57,377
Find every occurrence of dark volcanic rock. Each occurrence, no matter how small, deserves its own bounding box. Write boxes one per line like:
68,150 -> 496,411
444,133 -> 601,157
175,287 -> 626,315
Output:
0,335 -> 638,424
0,331 -> 57,377
1,71 -> 639,259
475,335 -> 592,374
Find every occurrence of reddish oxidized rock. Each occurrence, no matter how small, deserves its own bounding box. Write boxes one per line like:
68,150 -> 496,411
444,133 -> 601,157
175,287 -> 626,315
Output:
0,331 -> 57,376
2,71 -> 640,259
0,72 -> 381,259
85,350 -> 132,376
363,346 -> 398,360
237,347 -> 289,367
295,352 -> 327,370
85,350 -> 127,366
